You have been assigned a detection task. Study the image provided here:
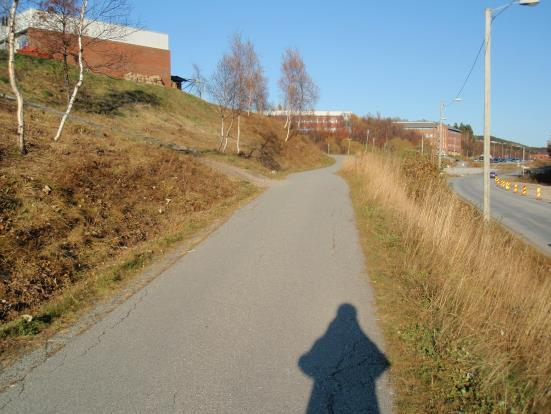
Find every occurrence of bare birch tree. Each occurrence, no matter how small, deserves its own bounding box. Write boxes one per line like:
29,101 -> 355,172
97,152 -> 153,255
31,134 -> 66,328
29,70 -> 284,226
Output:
77,0 -> 133,74
227,34 -> 247,154
252,71 -> 268,114
34,0 -> 133,96
32,0 -> 132,141
208,54 -> 236,152
53,0 -> 86,141
191,63 -> 205,98
34,0 -> 79,101
243,40 -> 261,116
6,0 -> 26,154
209,34 -> 267,154
279,48 -> 319,142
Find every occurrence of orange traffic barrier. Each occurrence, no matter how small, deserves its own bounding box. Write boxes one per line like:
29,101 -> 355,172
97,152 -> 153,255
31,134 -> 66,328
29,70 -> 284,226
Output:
506,182 -> 510,191
522,185 -> 527,196
536,187 -> 542,200
513,184 -> 518,193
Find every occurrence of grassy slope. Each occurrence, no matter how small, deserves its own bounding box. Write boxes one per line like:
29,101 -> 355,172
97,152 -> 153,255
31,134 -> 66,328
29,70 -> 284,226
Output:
0,53 -> 329,359
343,153 -> 551,413
0,52 -> 331,175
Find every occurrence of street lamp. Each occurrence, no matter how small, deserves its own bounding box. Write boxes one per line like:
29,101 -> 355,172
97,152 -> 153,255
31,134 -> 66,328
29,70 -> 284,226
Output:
438,97 -> 462,169
483,0 -> 539,222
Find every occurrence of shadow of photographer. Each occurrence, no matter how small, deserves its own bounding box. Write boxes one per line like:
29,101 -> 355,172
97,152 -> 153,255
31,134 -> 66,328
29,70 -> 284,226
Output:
299,304 -> 390,413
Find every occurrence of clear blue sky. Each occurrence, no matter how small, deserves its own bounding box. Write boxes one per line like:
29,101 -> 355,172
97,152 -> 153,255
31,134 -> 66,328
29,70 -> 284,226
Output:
132,0 -> 550,147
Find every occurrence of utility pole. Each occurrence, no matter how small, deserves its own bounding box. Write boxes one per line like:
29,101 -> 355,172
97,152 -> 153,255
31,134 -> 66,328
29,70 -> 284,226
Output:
482,0 -> 539,222
439,102 -> 444,169
522,146 -> 525,163
421,134 -> 424,156
483,7 -> 492,222
364,129 -> 370,153
438,98 -> 461,168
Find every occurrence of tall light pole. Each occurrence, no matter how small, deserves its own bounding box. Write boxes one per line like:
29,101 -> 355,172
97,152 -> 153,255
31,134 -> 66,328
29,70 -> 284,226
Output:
522,145 -> 525,163
438,98 -> 462,169
483,0 -> 539,222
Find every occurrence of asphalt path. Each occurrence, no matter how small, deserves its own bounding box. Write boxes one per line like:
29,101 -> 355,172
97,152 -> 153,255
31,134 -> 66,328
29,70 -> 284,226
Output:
450,174 -> 551,255
0,157 -> 394,413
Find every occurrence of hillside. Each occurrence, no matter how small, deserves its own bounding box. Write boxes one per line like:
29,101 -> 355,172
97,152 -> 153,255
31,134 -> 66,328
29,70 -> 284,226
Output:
0,52 -> 330,352
0,52 -> 329,174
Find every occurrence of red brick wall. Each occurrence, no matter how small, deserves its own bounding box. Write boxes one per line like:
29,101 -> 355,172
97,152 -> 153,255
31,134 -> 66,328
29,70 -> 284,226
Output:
26,28 -> 172,87
445,130 -> 462,155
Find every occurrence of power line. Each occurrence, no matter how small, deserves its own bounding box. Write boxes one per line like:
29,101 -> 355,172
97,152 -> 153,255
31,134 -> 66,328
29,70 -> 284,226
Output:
454,39 -> 484,99
452,1 -> 514,100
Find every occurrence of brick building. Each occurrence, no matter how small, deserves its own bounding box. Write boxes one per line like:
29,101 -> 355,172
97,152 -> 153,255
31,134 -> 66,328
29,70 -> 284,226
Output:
266,110 -> 353,135
394,121 -> 462,156
1,9 -> 174,87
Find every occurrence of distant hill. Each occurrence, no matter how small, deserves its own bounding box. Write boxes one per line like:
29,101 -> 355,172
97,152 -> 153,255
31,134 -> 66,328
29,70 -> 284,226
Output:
474,135 -> 545,152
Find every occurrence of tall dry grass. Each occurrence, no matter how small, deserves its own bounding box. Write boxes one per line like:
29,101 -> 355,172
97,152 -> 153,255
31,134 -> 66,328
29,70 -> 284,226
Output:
344,153 -> 551,410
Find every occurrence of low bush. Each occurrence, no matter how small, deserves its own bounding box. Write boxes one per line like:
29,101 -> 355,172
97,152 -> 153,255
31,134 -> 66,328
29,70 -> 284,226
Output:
76,89 -> 160,115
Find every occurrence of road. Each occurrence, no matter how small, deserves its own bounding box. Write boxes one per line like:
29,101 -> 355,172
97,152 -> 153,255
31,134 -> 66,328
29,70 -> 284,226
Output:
450,174 -> 551,255
0,157 -> 394,413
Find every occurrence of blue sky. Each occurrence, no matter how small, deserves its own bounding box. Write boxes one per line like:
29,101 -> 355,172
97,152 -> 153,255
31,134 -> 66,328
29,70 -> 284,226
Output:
132,0 -> 550,147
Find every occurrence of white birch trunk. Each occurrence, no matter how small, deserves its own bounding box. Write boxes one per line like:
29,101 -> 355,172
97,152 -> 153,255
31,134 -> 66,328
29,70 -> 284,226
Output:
236,114 -> 241,154
7,0 -> 26,154
284,111 -> 290,129
218,116 -> 225,151
223,115 -> 235,153
54,0 -> 88,142
247,94 -> 253,116
285,118 -> 292,142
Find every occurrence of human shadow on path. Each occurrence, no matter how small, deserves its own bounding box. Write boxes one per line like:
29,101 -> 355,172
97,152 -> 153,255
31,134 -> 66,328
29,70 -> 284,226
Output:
299,304 -> 390,414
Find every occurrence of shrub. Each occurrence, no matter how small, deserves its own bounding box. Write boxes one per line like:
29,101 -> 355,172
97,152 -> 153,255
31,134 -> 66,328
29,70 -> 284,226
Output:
76,89 -> 160,115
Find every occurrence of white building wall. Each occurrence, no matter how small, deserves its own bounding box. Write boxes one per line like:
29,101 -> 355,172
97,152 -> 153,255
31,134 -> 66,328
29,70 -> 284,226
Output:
5,9 -> 169,51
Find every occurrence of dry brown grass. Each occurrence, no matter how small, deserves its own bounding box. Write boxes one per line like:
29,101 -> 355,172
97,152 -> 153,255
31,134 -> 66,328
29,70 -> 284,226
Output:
0,52 -> 329,175
0,100 -> 251,326
343,153 -> 551,412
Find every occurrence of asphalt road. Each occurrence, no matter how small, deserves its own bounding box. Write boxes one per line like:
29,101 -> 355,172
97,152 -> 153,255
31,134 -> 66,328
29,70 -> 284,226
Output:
450,174 -> 551,255
0,157 -> 394,413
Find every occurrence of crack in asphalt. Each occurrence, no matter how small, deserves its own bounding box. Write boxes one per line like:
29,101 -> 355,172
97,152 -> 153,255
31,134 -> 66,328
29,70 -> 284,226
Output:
0,308 -> 128,410
80,288 -> 149,358
0,378 -> 26,411
47,352 -> 68,374
319,341 -> 375,413
172,391 -> 177,410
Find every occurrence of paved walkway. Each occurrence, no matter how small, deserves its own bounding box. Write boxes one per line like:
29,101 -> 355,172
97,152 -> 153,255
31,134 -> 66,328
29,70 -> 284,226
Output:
0,157 -> 393,413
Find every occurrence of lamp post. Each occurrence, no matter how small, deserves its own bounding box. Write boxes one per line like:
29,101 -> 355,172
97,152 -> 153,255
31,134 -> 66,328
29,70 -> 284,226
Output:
483,0 -> 539,222
438,98 -> 462,169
